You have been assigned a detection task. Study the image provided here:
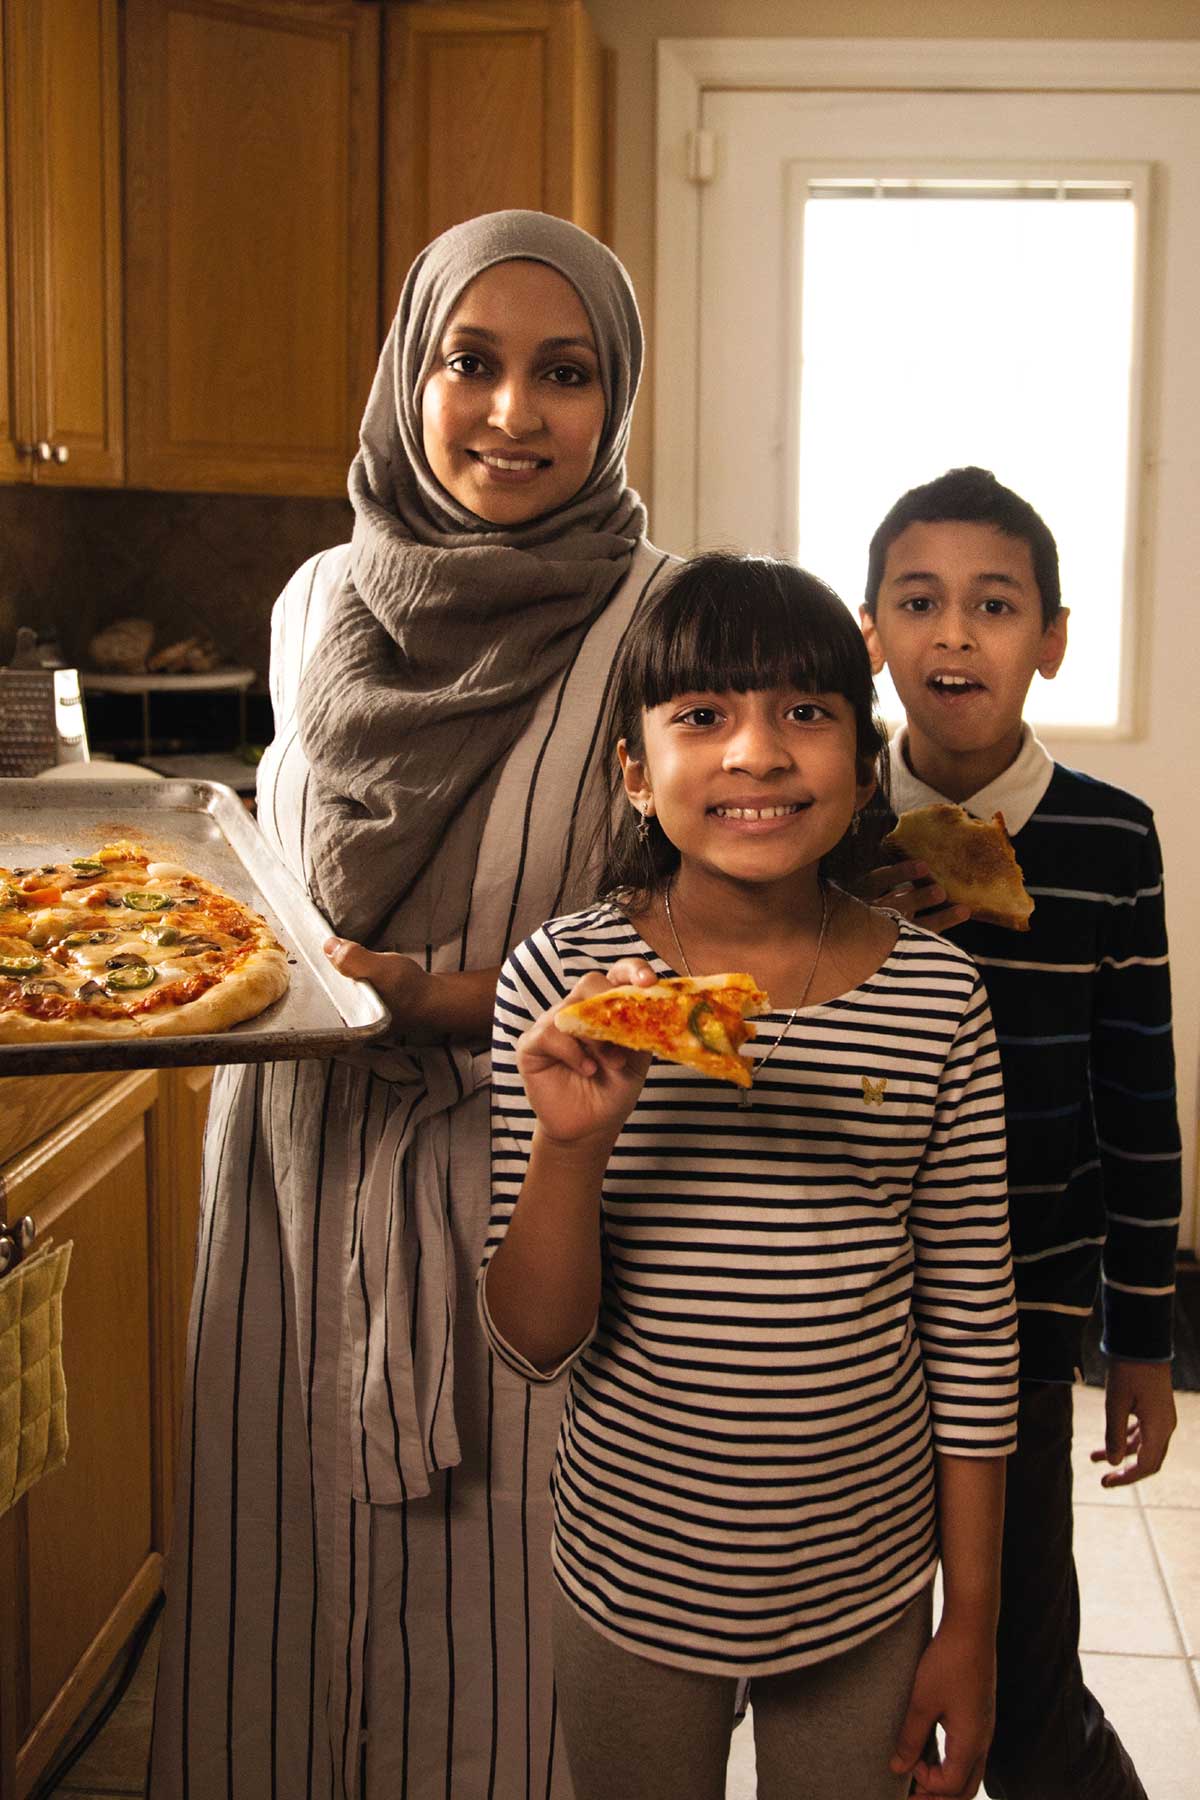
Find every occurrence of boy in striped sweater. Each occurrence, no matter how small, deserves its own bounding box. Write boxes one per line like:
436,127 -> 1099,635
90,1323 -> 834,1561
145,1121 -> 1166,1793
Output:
860,465 -> 1180,1800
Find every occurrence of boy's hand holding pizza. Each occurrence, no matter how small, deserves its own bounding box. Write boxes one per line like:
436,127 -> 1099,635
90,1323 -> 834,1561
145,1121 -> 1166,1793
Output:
863,803 -> 1035,937
860,857 -> 972,934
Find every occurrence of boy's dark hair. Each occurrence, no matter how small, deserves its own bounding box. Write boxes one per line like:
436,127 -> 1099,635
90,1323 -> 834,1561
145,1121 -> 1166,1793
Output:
863,465 -> 1062,626
593,551 -> 890,908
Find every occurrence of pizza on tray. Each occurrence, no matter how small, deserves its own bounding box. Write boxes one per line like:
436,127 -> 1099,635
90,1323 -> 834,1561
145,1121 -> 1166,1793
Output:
0,841 -> 290,1044
884,803 -> 1034,932
556,972 -> 770,1088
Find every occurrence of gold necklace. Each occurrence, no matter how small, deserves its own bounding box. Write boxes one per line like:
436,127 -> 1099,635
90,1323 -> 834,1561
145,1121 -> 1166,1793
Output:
662,883 -> 833,1108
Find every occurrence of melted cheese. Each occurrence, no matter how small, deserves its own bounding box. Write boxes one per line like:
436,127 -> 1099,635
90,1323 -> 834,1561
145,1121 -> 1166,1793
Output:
152,962 -> 193,985
68,938 -> 134,969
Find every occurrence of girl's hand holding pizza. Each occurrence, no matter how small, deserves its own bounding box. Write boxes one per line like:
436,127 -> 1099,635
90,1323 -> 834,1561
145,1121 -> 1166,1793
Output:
517,960 -> 656,1149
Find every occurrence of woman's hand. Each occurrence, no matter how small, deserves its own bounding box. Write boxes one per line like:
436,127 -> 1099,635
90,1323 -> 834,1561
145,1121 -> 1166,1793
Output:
859,859 -> 971,935
324,938 -> 501,1041
517,957 -> 657,1150
326,937 -> 431,1022
890,1616 -> 995,1798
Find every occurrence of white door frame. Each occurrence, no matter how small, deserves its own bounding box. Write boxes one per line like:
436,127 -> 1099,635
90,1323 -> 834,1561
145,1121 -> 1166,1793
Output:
654,36 -> 1200,555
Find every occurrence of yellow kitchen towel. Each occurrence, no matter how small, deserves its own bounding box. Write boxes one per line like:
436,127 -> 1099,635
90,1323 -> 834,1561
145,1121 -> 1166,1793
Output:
0,1239 -> 72,1517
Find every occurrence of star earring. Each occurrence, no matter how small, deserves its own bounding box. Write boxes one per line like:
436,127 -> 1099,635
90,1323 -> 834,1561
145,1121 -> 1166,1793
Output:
635,804 -> 651,844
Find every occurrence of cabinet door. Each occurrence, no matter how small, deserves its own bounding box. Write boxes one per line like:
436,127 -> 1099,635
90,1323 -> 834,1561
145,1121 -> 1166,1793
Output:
9,1074 -> 161,1792
383,0 -> 605,312
4,0 -> 124,486
125,0 -> 380,496
0,1065 -> 211,1792
0,1 -> 31,482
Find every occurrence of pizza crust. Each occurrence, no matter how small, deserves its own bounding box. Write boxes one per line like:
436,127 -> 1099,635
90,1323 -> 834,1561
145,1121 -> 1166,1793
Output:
0,946 -> 289,1043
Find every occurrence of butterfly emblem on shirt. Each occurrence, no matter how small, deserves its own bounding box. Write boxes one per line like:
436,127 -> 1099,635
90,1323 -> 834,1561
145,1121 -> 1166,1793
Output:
862,1075 -> 887,1106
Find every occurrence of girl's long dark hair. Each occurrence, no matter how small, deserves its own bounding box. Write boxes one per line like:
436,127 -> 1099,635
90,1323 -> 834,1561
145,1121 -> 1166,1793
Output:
592,552 -> 891,908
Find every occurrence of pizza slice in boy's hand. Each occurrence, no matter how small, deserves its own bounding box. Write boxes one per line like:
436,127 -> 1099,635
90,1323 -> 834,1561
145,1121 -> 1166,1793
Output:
884,803 -> 1034,931
556,972 -> 770,1088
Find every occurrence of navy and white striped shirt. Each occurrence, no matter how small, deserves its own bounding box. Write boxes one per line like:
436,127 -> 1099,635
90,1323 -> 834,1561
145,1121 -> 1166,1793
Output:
928,764 -> 1182,1378
480,905 -> 1018,1677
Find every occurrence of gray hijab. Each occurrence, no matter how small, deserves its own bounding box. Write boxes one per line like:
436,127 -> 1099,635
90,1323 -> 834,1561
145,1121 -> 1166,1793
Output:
296,210 -> 646,947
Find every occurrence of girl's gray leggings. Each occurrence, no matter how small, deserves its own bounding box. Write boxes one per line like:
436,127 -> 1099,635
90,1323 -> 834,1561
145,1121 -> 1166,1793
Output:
552,1582 -> 933,1800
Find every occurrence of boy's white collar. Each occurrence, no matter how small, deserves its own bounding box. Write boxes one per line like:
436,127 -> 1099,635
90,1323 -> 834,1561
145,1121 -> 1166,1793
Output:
887,725 -> 1054,837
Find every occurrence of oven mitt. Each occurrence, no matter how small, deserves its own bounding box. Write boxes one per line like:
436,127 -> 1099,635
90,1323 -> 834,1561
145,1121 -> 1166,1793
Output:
0,1239 -> 73,1517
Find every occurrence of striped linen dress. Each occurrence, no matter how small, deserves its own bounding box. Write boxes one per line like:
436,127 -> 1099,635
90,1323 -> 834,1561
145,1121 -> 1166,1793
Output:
149,539 -> 672,1800
480,905 -> 1020,1676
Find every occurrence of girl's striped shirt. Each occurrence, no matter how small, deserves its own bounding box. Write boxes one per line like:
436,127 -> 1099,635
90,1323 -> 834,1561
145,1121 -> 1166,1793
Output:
480,904 -> 1019,1678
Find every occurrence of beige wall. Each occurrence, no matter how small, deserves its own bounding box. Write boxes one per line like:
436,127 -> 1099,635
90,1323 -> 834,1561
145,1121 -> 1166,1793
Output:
587,0 -> 1200,497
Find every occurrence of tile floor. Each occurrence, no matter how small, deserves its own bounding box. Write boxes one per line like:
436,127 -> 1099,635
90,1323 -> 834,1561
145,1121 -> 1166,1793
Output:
45,1387 -> 1200,1798
726,1384 -> 1200,1799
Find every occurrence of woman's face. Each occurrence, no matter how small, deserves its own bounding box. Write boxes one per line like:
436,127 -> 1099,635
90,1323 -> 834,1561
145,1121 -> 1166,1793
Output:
421,259 -> 607,525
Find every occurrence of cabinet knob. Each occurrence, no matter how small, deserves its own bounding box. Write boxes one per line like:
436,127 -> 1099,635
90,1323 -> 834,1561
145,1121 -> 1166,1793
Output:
51,444 -> 69,464
36,440 -> 52,461
32,441 -> 69,464
15,441 -> 36,459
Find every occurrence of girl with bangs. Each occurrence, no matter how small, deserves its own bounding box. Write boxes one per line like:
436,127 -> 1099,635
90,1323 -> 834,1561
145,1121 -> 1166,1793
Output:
478,553 -> 1020,1800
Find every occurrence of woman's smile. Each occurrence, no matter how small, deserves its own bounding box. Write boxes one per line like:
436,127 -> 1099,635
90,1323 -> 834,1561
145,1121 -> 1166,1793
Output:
466,446 -> 552,483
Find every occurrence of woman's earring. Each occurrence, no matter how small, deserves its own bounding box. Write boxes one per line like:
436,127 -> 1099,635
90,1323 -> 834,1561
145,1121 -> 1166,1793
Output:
849,809 -> 862,837
635,805 -> 651,844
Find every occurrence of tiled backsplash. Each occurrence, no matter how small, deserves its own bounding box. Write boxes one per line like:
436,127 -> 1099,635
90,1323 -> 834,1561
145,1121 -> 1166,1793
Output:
0,485 -> 353,683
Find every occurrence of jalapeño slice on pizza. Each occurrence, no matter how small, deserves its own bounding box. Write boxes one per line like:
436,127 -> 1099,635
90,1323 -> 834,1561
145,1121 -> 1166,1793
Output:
556,972 -> 770,1088
0,841 -> 290,1043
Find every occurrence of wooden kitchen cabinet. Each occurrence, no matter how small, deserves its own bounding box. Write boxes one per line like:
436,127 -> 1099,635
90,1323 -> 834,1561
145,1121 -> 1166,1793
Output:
0,0 -> 124,486
383,0 -> 606,311
0,0 -> 609,502
123,0 -> 381,496
0,1065 -> 210,1796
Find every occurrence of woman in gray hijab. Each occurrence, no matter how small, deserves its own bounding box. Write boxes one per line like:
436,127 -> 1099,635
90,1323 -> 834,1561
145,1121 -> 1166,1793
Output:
150,212 -> 671,1800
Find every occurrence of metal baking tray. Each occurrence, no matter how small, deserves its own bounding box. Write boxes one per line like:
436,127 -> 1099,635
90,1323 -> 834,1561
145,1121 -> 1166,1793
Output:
0,779 -> 390,1074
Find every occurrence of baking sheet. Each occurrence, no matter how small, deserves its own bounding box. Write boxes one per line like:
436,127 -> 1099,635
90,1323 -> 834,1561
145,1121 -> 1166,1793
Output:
0,779 -> 390,1074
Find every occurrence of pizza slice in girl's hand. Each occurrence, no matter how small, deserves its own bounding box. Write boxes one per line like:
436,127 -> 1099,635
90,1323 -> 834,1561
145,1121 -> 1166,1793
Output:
884,803 -> 1034,931
556,972 -> 770,1088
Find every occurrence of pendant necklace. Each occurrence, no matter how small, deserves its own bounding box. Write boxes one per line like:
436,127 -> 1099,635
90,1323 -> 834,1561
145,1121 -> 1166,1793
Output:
662,882 -> 833,1109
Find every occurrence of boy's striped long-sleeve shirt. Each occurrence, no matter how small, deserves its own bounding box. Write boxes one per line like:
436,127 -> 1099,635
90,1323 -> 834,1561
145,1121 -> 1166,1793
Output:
480,905 -> 1018,1677
889,732 -> 1181,1379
